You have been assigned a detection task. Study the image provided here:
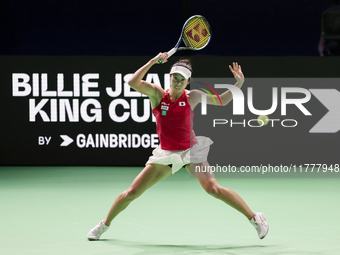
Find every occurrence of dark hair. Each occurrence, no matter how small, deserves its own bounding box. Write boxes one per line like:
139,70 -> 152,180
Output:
171,58 -> 192,73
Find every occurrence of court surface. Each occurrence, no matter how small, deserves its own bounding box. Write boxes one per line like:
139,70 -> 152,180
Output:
1,167 -> 339,255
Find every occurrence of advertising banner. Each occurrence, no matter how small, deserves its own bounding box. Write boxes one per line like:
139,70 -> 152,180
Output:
1,56 -> 339,168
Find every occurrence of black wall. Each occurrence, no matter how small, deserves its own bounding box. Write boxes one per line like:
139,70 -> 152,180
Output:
0,0 -> 333,56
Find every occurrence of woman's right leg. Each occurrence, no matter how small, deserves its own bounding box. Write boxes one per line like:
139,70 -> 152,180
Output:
103,163 -> 172,226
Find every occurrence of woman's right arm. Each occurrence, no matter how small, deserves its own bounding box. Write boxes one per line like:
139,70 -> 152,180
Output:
128,52 -> 168,99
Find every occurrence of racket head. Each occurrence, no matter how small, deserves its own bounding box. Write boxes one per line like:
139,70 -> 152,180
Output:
158,15 -> 211,63
181,15 -> 212,50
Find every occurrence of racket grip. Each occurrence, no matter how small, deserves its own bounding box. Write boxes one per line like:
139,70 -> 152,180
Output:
158,48 -> 177,63
167,48 -> 176,58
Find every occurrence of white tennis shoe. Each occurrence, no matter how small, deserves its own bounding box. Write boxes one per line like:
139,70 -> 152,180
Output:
250,212 -> 269,239
87,220 -> 109,241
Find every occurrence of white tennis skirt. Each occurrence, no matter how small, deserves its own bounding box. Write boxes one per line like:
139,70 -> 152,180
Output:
146,136 -> 213,174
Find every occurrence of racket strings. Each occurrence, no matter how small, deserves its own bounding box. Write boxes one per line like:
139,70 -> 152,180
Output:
183,17 -> 211,49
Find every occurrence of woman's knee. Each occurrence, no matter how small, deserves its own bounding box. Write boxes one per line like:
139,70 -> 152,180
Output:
123,186 -> 143,201
203,182 -> 221,198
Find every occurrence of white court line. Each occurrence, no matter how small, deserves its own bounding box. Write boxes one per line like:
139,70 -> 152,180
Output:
60,203 -> 82,212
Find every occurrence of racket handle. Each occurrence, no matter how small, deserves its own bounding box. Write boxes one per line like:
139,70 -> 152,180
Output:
167,48 -> 176,58
158,48 -> 177,63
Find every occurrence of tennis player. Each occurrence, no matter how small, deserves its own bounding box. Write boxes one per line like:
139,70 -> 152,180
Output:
87,53 -> 269,240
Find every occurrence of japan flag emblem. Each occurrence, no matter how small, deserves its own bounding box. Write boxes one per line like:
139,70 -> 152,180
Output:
179,102 -> 186,106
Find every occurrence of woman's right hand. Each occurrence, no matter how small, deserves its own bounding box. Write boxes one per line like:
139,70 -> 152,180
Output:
152,52 -> 168,64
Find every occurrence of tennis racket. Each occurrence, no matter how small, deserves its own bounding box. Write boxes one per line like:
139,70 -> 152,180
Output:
158,15 -> 211,63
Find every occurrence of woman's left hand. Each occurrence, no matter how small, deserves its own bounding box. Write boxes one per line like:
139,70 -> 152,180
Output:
229,62 -> 244,84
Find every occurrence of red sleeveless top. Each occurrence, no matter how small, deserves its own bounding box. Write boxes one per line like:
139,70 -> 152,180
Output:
152,89 -> 198,150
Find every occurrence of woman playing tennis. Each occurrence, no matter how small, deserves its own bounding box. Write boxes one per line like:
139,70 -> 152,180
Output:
87,53 -> 269,240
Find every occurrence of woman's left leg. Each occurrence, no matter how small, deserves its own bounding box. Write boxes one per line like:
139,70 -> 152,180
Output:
186,161 -> 255,220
